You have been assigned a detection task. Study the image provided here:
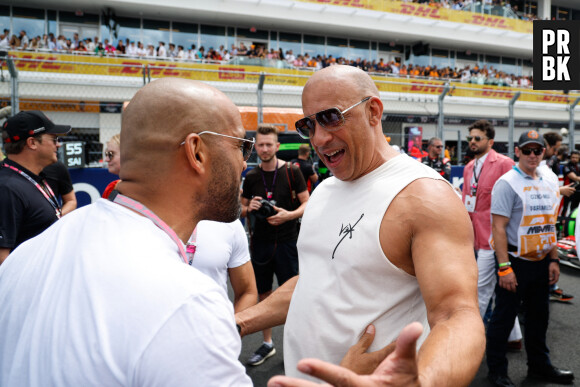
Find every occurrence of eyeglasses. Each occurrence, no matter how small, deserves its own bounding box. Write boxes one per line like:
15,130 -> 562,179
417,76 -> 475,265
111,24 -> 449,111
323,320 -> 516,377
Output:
466,136 -> 487,142
520,147 -> 544,156
180,131 -> 255,161
295,96 -> 372,139
105,151 -> 115,160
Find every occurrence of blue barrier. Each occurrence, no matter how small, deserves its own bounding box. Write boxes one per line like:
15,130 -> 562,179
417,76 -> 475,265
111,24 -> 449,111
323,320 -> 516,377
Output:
70,165 -> 468,208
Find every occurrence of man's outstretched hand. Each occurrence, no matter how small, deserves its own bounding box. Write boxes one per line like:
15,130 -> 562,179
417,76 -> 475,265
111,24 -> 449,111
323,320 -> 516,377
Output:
339,324 -> 395,375
267,322 -> 424,387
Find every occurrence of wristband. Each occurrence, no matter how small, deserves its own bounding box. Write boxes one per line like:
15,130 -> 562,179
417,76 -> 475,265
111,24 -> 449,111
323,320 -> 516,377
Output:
498,267 -> 513,276
499,266 -> 511,272
236,324 -> 241,335
498,261 -> 511,268
549,258 -> 560,264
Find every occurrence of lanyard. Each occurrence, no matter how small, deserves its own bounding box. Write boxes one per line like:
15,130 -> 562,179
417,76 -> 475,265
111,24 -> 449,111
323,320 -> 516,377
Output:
109,191 -> 192,265
186,228 -> 197,261
471,159 -> 485,195
260,160 -> 279,200
2,163 -> 61,219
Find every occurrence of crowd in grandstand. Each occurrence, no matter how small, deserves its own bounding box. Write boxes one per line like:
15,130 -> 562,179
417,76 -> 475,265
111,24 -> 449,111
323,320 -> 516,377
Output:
0,28 -> 534,87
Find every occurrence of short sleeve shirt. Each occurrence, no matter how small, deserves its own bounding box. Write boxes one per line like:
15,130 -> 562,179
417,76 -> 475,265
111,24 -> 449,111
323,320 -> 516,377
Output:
0,159 -> 59,250
490,177 -> 522,247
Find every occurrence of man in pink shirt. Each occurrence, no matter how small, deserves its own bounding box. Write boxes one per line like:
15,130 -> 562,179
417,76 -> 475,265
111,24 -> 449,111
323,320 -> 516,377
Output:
462,120 -> 521,346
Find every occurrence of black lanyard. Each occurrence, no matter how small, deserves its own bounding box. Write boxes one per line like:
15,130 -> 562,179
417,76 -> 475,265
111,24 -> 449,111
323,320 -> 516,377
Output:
2,163 -> 61,219
471,159 -> 485,195
259,160 -> 279,200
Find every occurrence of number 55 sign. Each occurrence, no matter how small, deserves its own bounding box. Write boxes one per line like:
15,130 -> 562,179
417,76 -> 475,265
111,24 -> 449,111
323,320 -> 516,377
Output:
62,141 -> 86,169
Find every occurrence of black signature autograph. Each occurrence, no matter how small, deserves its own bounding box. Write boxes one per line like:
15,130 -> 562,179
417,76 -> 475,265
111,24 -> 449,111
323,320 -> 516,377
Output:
332,213 -> 364,259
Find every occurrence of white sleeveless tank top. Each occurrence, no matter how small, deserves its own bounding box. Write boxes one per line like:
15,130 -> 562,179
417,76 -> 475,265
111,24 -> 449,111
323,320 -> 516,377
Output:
284,154 -> 444,380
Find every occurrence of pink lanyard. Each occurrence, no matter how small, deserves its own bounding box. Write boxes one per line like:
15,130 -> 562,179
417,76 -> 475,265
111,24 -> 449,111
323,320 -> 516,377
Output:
109,191 -> 192,265
186,228 -> 197,261
2,163 -> 61,219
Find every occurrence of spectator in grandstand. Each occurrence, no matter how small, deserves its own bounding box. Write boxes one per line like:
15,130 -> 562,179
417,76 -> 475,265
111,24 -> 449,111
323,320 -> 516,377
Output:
19,30 -> 29,49
71,32 -> 80,50
175,45 -> 185,60
285,49 -> 296,63
126,41 -> 138,57
238,42 -> 248,55
157,41 -> 167,58
168,43 -> 177,58
56,35 -> 66,51
197,46 -> 205,60
0,29 -> 9,51
145,44 -> 156,57
136,42 -> 147,57
75,41 -> 87,52
85,38 -> 95,52
116,39 -> 125,55
104,39 -> 116,55
222,49 -> 231,61
187,44 -> 198,60
37,34 -> 48,49
94,42 -> 105,56
230,44 -> 238,57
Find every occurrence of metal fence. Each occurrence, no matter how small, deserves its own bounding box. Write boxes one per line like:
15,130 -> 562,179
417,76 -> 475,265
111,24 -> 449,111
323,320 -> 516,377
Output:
2,56 -> 579,167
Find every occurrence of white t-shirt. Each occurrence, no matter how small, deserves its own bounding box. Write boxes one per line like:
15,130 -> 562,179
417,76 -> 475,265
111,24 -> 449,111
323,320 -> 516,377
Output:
0,199 -> 251,387
190,220 -> 251,294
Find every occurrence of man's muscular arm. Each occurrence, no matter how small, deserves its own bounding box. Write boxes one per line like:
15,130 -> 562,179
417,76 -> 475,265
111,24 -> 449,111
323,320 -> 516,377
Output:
381,179 -> 485,387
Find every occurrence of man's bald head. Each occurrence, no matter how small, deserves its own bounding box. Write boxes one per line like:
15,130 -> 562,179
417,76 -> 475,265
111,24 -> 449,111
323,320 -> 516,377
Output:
120,78 -> 241,181
303,65 -> 379,103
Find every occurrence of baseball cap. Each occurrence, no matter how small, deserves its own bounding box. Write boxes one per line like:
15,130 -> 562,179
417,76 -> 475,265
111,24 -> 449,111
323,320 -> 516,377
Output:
518,130 -> 544,148
3,110 -> 71,143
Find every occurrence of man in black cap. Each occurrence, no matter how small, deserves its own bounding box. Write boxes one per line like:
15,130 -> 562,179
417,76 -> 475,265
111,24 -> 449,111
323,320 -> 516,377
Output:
486,130 -> 574,387
0,110 -> 71,264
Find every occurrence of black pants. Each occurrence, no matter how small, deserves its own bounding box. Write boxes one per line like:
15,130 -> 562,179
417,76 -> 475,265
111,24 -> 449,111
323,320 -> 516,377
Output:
486,256 -> 551,376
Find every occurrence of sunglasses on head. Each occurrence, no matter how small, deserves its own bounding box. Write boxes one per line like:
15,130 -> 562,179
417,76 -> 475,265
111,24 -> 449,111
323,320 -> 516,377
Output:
180,131 -> 255,161
295,96 -> 372,139
466,135 -> 487,142
520,147 -> 543,156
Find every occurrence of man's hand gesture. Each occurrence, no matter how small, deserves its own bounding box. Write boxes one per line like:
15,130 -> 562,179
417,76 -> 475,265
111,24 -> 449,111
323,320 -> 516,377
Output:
267,322 -> 424,387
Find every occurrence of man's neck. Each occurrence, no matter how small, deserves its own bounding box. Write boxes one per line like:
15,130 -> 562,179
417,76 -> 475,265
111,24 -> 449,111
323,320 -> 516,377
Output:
261,157 -> 280,172
517,164 -> 538,179
6,154 -> 44,175
474,149 -> 490,161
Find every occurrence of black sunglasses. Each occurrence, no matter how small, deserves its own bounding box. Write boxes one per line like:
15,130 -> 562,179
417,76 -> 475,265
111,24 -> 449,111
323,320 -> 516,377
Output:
520,147 -> 543,156
295,96 -> 372,139
466,136 -> 487,142
105,151 -> 115,159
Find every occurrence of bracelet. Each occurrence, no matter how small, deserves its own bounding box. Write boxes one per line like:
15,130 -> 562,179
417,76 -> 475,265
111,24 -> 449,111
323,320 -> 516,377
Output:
499,266 -> 511,272
236,324 -> 242,335
498,267 -> 513,276
498,262 -> 511,268
550,258 -> 560,264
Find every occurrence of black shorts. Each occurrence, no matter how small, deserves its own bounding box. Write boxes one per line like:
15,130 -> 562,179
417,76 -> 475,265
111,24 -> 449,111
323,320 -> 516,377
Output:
250,239 -> 299,294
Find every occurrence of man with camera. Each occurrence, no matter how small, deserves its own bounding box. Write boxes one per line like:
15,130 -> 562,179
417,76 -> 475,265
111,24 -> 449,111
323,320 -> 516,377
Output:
241,124 -> 309,366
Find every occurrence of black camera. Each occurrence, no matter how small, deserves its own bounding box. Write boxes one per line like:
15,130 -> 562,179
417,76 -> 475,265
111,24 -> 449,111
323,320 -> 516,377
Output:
253,199 -> 278,219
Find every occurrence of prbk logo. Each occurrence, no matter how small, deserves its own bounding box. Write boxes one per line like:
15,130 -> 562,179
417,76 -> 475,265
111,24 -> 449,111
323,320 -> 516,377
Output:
533,21 -> 580,90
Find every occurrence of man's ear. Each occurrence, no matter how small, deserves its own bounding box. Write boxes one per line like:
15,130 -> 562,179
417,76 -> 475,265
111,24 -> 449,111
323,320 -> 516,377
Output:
182,133 -> 207,176
26,136 -> 38,150
368,96 -> 383,126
